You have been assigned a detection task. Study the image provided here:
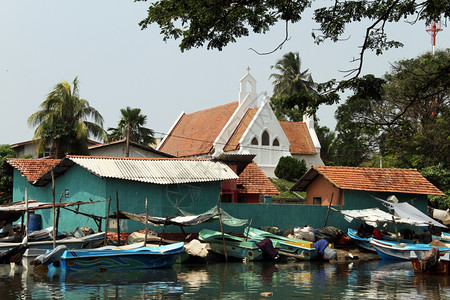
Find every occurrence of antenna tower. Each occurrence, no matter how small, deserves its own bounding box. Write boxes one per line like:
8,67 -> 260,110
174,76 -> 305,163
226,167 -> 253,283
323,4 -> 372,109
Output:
426,21 -> 443,55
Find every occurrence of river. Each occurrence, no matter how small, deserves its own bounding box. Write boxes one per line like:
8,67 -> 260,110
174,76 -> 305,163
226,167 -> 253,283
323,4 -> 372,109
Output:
0,259 -> 448,299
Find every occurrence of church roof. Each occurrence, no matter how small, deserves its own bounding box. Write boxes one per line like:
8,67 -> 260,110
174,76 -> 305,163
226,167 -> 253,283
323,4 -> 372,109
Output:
223,108 -> 258,152
279,121 -> 317,155
158,102 -> 238,157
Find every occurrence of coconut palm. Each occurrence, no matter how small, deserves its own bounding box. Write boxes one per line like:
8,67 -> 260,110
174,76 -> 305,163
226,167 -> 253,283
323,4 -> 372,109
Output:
28,77 -> 106,158
269,52 -> 319,122
107,107 -> 155,146
270,52 -> 316,97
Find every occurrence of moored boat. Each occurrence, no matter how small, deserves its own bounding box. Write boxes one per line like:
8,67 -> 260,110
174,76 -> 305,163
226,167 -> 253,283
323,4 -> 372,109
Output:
410,248 -> 450,275
371,238 -> 450,261
244,227 -> 321,260
198,229 -> 279,261
347,228 -> 376,252
50,242 -> 185,272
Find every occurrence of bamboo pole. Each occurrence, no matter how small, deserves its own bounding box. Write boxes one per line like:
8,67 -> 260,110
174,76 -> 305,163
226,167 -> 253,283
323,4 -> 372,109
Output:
51,168 -> 56,249
323,193 -> 334,227
392,216 -> 400,243
25,188 -> 29,245
217,205 -> 228,262
104,197 -> 111,246
144,197 -> 148,247
116,190 -> 121,246
55,192 -> 63,236
244,219 -> 253,241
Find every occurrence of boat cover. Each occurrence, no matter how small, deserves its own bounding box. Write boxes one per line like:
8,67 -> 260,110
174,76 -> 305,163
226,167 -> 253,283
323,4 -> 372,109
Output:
334,201 -> 447,229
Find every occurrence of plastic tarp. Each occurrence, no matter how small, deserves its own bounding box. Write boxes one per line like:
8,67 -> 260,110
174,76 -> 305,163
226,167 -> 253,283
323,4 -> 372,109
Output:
332,207 -> 411,227
178,206 -> 248,227
378,198 -> 447,229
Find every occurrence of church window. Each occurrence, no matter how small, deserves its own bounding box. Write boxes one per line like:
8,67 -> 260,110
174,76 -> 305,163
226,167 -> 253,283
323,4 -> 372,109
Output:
273,138 -> 280,146
262,131 -> 269,146
251,137 -> 258,145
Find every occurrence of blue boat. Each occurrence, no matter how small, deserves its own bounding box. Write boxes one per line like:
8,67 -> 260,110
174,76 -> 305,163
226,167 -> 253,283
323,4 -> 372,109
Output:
370,238 -> 450,261
347,228 -> 376,252
51,242 -> 185,272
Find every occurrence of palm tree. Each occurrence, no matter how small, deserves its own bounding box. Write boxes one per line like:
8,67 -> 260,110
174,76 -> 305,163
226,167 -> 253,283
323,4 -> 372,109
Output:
107,107 -> 155,146
269,52 -> 318,121
28,77 -> 106,158
270,51 -> 316,97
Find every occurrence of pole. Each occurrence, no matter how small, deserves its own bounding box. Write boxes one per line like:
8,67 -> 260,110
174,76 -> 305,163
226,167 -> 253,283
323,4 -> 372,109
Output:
104,197 -> 111,246
51,168 -> 56,249
25,188 -> 29,245
217,205 -> 228,262
116,190 -> 121,246
324,193 -> 334,227
392,216 -> 400,244
55,192 -> 63,235
144,197 -> 149,247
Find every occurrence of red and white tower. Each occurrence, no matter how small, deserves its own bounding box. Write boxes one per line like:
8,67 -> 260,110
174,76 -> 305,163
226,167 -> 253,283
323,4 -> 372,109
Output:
426,21 -> 443,55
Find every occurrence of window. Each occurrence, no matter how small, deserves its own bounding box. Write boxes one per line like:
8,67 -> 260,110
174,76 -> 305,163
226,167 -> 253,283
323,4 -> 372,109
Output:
251,137 -> 258,145
262,131 -> 269,146
313,197 -> 322,205
272,138 -> 280,146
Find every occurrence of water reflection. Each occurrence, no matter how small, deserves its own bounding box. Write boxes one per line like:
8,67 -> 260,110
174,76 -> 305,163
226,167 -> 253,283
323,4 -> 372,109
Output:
1,259 -> 450,299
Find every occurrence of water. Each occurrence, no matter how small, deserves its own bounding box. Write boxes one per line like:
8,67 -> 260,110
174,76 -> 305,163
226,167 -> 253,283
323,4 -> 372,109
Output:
1,259 -> 449,299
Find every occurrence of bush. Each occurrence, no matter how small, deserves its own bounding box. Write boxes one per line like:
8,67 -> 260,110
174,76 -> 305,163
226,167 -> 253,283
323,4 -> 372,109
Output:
275,156 -> 307,181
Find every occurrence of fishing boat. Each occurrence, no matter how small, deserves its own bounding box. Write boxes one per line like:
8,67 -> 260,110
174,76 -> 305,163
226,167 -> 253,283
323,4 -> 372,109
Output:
370,238 -> 450,260
0,229 -> 106,258
49,241 -> 185,272
244,227 -> 321,260
198,229 -> 279,261
410,248 -> 450,275
347,228 -> 376,252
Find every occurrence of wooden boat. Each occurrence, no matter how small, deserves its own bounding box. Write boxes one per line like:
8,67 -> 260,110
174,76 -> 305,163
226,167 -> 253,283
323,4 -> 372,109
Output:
370,238 -> 450,261
347,228 -> 376,252
410,249 -> 450,275
0,230 -> 106,258
198,229 -> 278,261
244,227 -> 320,260
49,242 -> 185,272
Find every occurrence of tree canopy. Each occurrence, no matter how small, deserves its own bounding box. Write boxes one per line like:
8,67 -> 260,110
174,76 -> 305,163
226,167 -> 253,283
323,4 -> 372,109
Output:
28,77 -> 106,158
107,107 -> 155,146
0,145 -> 16,204
137,0 -> 449,77
332,50 -> 450,170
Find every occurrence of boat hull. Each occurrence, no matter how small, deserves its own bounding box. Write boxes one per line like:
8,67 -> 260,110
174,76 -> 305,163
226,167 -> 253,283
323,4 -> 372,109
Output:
371,238 -> 450,261
347,228 -> 375,252
245,227 -> 319,260
54,242 -> 185,272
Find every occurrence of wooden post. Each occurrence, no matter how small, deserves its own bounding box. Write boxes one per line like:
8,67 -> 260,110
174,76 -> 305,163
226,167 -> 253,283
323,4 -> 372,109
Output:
144,197 -> 149,247
217,205 -> 228,262
392,216 -> 400,243
323,193 -> 334,227
116,190 -> 121,246
104,197 -> 111,246
159,215 -> 169,246
55,192 -> 63,235
244,219 -> 253,241
51,168 -> 56,249
25,188 -> 29,245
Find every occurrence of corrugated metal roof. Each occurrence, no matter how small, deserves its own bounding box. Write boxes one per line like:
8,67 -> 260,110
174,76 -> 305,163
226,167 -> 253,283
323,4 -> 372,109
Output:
67,156 -> 238,184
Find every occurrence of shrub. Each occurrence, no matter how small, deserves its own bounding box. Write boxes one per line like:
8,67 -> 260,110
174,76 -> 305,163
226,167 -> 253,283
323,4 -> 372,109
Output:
275,156 -> 307,181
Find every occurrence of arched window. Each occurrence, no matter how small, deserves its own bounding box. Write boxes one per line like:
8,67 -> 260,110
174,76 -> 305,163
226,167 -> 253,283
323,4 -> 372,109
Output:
272,138 -> 280,146
262,131 -> 270,146
251,137 -> 258,145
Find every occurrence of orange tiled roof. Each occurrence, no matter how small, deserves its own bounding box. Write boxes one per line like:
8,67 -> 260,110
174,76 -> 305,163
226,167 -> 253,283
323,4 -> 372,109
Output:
279,121 -> 316,155
237,163 -> 280,195
314,166 -> 445,196
159,102 -> 238,157
6,158 -> 61,182
223,108 -> 258,152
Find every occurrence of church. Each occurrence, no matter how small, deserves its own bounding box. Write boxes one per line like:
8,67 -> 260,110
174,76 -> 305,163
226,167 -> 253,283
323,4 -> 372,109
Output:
157,69 -> 324,177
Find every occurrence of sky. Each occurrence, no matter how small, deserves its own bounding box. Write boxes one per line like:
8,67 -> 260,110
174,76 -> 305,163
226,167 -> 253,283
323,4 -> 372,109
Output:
1,1 -> 449,146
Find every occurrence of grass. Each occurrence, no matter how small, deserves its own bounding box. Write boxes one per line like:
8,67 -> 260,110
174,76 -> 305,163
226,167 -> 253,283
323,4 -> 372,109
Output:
270,178 -> 306,199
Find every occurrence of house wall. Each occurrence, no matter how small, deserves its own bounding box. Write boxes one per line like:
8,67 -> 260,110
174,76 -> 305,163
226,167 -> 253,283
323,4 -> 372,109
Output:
305,176 -> 343,205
